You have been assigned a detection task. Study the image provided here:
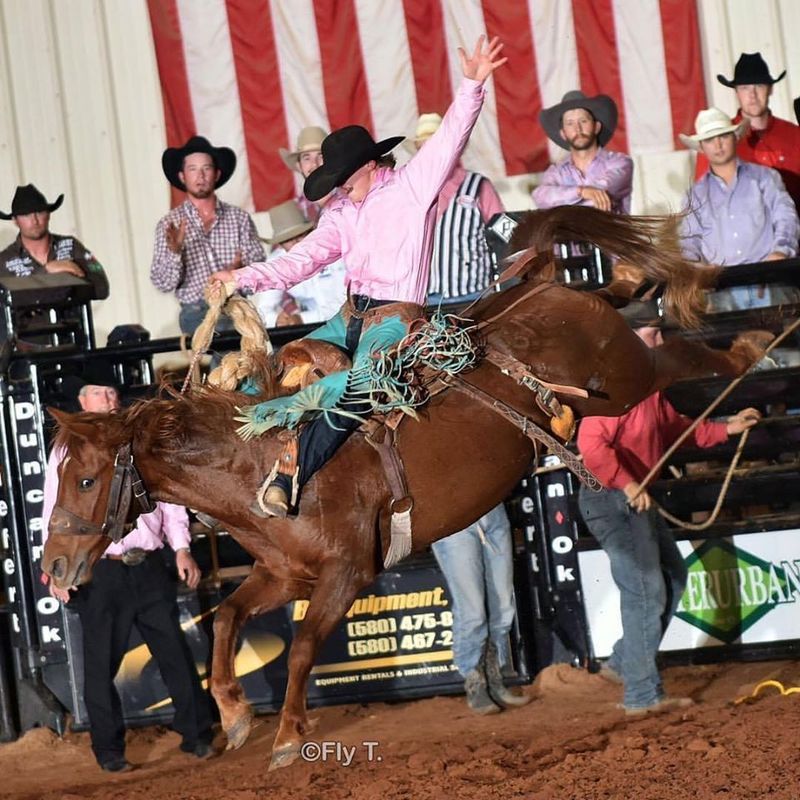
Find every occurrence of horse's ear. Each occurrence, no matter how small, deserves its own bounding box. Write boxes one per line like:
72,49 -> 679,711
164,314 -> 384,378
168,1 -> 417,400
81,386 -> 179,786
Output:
47,407 -> 96,443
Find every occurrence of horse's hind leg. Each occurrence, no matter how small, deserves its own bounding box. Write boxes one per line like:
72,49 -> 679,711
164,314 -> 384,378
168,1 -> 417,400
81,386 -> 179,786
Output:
209,565 -> 309,751
652,331 -> 774,389
270,562 -> 366,770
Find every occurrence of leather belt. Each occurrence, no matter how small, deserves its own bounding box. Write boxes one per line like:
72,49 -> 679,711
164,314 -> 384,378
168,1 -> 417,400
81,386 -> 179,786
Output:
350,293 -> 397,312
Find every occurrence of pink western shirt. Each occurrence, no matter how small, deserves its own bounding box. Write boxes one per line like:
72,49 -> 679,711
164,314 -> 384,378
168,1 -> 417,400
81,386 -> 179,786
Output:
42,446 -> 191,557
234,78 -> 486,307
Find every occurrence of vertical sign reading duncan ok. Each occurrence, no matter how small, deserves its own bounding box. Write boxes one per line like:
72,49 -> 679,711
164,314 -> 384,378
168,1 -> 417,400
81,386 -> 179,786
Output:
8,388 -> 67,657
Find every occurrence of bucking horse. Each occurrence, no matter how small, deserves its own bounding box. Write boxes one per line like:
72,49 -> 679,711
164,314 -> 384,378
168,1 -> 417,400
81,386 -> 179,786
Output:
42,207 -> 770,768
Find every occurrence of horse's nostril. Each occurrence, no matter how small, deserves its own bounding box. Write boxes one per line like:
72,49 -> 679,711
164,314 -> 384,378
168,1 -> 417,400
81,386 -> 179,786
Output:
50,558 -> 66,580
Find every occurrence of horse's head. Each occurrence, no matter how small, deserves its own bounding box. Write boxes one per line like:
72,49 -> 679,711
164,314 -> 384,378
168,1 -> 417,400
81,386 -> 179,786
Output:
43,408 -> 154,589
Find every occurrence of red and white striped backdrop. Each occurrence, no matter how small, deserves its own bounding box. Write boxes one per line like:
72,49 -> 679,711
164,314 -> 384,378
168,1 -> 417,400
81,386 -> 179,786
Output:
146,0 -> 706,213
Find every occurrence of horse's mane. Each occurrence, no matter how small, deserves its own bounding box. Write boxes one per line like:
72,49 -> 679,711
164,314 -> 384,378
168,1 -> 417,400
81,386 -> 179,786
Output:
53,382 -> 267,457
506,206 -> 716,328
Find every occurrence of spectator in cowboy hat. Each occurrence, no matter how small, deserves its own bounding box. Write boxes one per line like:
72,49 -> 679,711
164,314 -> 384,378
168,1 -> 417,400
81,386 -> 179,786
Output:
0,183 -> 110,303
679,107 -> 799,310
150,135 -> 265,336
695,52 -> 800,211
533,90 -> 633,214
250,200 -> 346,328
280,126 -> 330,223
42,361 -> 213,772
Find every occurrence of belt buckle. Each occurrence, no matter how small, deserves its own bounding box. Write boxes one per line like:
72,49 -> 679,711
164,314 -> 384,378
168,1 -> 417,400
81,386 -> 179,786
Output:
122,548 -> 147,566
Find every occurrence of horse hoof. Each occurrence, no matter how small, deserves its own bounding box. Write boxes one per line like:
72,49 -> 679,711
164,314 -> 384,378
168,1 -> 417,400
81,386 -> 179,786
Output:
224,713 -> 253,751
269,744 -> 300,771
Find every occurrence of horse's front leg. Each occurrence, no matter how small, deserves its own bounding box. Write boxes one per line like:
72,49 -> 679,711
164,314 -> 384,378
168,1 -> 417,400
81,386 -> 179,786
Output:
209,565 -> 309,751
270,562 -> 366,770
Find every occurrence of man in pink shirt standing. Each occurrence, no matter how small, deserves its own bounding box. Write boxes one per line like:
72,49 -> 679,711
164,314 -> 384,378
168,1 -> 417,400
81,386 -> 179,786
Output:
210,36 -> 507,517
43,368 -> 211,771
577,325 -> 759,716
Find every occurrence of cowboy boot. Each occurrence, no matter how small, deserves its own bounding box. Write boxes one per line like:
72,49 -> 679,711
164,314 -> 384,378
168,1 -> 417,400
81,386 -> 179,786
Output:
463,668 -> 502,715
484,640 -> 532,708
253,473 -> 291,519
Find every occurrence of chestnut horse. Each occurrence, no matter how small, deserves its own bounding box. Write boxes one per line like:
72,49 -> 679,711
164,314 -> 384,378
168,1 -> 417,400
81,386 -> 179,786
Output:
42,207 -> 768,769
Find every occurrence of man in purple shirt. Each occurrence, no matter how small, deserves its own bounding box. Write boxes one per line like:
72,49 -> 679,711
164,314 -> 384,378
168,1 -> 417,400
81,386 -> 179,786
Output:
533,90 -> 633,215
43,369 -> 211,771
209,36 -> 507,517
679,107 -> 800,310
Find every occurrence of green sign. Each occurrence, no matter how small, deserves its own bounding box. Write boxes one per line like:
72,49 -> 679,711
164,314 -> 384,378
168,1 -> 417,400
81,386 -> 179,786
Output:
676,538 -> 799,644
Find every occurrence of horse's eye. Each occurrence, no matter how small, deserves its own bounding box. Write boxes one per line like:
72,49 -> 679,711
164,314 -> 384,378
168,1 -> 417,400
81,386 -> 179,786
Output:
79,478 -> 95,491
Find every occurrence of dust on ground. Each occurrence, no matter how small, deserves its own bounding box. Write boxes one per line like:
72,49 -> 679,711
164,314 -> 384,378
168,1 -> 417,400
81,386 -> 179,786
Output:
2,659 -> 800,800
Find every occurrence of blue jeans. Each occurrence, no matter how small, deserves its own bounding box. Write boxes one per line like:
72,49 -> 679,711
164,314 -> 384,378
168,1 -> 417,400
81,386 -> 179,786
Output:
431,504 -> 516,677
578,487 -> 687,708
179,301 -> 236,337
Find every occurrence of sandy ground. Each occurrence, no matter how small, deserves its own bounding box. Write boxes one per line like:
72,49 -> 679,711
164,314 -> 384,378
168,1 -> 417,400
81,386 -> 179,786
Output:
2,659 -> 800,800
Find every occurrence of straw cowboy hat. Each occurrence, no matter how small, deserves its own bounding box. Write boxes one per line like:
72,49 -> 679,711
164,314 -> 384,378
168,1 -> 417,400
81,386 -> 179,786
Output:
717,52 -> 786,88
679,107 -> 749,150
0,184 -> 64,220
539,91 -> 618,150
279,126 -> 328,173
303,126 -> 404,202
161,136 -> 237,191
403,112 -> 442,153
262,200 -> 314,246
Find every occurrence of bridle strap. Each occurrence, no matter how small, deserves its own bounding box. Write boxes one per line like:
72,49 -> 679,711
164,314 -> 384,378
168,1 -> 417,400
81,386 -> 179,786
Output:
52,442 -> 156,544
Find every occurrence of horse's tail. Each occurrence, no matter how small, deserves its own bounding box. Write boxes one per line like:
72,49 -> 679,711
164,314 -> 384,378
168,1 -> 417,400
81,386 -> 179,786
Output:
509,206 -> 717,328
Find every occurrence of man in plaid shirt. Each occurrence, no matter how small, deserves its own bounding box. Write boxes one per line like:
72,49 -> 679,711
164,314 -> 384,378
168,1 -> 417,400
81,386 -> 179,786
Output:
151,136 -> 265,335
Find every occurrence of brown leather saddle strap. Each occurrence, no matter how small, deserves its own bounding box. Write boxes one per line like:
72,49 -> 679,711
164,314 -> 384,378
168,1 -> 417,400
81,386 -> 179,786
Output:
443,374 -> 601,491
364,425 -> 413,513
459,249 -> 552,319
482,347 -> 589,400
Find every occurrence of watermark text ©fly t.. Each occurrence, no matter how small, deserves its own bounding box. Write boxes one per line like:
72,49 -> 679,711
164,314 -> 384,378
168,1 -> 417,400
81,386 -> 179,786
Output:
300,740 -> 381,766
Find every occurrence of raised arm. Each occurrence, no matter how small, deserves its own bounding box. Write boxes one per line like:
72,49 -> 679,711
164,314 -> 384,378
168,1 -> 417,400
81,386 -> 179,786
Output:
402,36 -> 506,208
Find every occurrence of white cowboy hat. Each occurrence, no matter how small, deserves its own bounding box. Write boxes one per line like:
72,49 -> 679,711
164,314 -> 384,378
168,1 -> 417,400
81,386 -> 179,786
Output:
403,112 -> 442,153
279,126 -> 328,173
679,107 -> 749,150
261,200 -> 314,246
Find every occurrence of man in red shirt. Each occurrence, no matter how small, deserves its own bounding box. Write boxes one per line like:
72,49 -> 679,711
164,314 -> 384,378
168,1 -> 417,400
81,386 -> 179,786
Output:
694,52 -> 800,211
577,324 -> 760,716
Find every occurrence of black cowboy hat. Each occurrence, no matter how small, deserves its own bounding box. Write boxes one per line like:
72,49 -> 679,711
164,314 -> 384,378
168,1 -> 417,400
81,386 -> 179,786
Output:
61,360 -> 119,407
718,52 -> 786,88
539,91 -> 619,151
161,136 -> 237,191
303,126 -> 404,202
0,184 -> 64,221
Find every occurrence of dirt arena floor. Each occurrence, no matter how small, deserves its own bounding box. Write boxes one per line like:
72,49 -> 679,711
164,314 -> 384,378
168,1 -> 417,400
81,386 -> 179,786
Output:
2,659 -> 800,800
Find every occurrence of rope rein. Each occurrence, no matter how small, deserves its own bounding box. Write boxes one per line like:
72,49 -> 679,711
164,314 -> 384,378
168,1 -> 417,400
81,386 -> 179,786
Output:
179,287 -> 271,395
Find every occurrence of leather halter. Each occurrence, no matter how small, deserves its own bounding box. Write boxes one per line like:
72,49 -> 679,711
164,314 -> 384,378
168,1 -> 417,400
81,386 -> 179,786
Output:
51,443 -> 156,543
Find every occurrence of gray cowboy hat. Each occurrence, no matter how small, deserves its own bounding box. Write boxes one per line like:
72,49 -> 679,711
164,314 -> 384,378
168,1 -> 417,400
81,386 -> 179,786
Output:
161,136 -> 237,191
718,52 -> 786,88
279,126 -> 328,173
539,91 -> 618,150
261,200 -> 314,246
0,184 -> 64,220
303,126 -> 404,202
